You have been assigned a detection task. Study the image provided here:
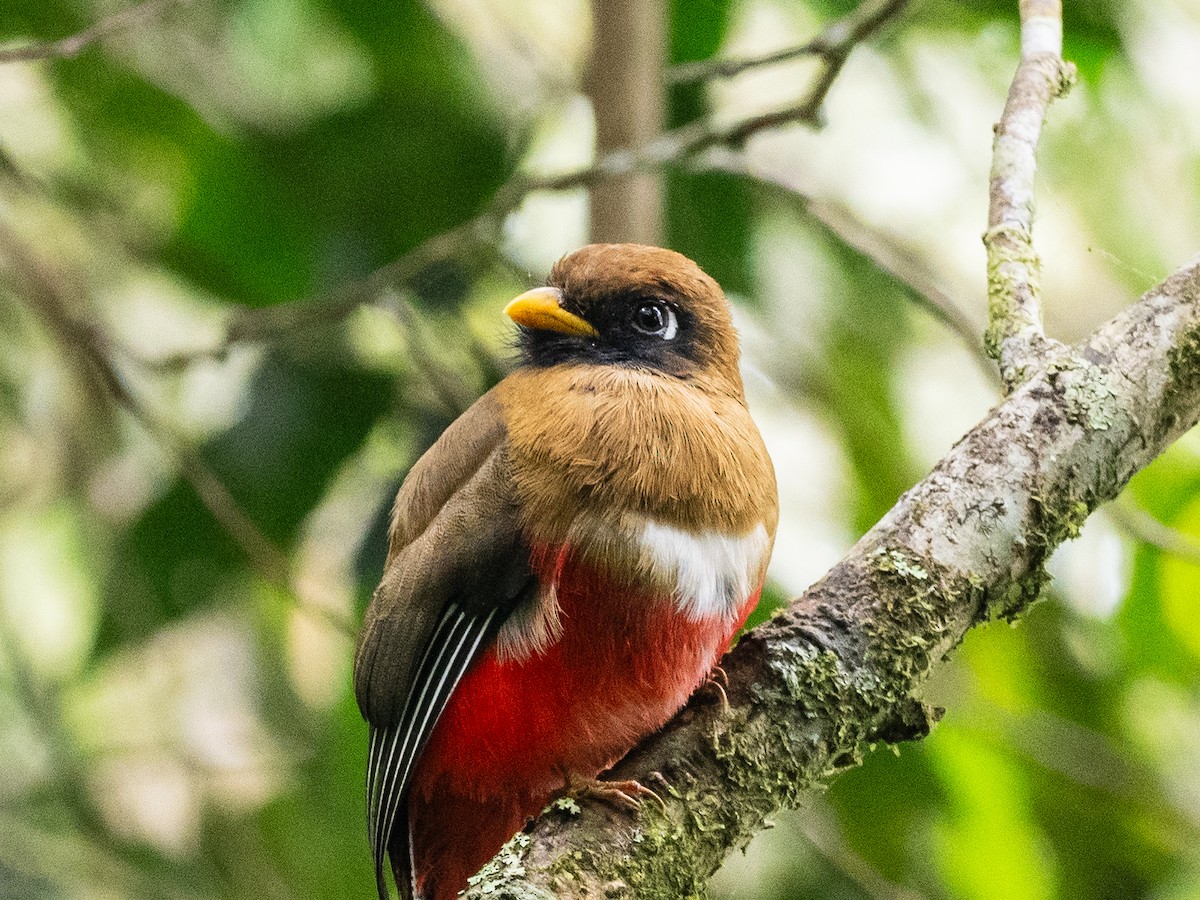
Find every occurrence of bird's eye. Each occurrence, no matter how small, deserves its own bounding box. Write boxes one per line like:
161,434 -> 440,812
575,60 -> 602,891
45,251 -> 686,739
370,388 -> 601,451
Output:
629,302 -> 678,340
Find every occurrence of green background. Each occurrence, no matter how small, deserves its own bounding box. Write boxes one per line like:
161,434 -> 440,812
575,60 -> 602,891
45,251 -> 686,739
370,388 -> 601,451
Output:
0,0 -> 1198,898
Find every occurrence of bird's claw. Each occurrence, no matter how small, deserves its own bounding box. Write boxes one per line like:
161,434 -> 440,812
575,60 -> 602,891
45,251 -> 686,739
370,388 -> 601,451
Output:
702,665 -> 730,713
564,775 -> 668,814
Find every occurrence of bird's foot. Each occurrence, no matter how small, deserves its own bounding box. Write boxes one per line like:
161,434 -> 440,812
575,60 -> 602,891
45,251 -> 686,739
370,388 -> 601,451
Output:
563,774 -> 668,814
701,665 -> 730,713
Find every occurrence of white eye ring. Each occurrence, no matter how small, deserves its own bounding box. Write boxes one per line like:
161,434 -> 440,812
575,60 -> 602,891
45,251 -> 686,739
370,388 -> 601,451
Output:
661,308 -> 678,340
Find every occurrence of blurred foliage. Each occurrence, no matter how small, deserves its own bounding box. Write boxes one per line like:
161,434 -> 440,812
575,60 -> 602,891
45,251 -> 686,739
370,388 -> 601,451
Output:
667,0 -> 754,296
0,0 -> 1199,899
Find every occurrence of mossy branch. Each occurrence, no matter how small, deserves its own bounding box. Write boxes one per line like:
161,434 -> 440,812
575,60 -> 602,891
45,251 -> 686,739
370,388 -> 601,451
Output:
984,0 -> 1077,389
466,256 -> 1200,899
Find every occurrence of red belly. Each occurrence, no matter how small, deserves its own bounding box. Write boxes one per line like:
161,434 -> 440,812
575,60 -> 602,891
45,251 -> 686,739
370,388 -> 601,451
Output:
407,546 -> 759,899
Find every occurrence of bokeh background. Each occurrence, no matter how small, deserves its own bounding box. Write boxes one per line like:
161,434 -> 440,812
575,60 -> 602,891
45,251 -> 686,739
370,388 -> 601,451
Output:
2,0 -> 1200,898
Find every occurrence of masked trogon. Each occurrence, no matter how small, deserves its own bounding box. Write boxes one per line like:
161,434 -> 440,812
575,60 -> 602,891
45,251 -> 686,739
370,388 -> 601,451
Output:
354,243 -> 778,900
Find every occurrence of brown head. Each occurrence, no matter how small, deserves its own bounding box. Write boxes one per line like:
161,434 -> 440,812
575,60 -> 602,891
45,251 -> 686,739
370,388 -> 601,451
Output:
498,243 -> 771,537
505,244 -> 743,392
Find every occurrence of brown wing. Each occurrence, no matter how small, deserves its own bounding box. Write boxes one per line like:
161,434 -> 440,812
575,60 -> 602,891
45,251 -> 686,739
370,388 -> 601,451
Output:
353,389 -> 535,900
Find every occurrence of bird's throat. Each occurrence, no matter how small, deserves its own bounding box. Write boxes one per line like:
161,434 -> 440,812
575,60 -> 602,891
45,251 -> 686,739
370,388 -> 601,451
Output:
496,365 -> 778,537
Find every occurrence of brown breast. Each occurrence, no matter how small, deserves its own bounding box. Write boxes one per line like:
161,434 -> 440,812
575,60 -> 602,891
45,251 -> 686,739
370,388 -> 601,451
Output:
495,364 -> 778,544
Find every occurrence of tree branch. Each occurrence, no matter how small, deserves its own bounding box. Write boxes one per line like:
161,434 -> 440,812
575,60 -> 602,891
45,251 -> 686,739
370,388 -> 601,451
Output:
984,0 -> 1076,389
0,0 -> 181,64
120,212 -> 501,372
667,0 -> 908,85
1106,496 -> 1200,566
465,251 -> 1200,898
704,152 -> 993,380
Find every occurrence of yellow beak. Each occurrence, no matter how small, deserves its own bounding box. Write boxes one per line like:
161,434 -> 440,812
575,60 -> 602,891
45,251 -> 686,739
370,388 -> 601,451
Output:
503,287 -> 598,338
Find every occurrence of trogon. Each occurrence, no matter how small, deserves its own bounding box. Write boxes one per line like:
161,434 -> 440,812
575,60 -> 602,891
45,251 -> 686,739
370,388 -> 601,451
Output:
354,243 -> 778,900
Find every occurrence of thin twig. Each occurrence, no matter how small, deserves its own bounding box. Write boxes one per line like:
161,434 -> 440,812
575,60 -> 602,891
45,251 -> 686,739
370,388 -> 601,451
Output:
796,807 -> 928,900
0,0 -> 181,64
526,0 -> 908,189
0,219 -> 354,637
126,211 -> 502,372
983,0 -> 1076,390
227,217 -> 498,345
1106,496 -> 1200,566
706,152 -> 996,382
510,0 -> 909,193
668,0 -> 909,85
669,40 -> 827,86
697,0 -> 908,149
378,293 -> 493,418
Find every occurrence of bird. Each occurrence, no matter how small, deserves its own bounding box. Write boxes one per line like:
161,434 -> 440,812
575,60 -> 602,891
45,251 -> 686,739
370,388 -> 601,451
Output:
353,243 -> 778,900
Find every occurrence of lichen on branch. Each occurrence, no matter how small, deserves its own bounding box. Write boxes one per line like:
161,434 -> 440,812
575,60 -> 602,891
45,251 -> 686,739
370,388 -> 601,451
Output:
984,0 -> 1077,390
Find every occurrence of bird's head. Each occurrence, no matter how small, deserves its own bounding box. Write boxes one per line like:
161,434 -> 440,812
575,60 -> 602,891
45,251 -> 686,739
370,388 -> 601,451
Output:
505,244 -> 742,389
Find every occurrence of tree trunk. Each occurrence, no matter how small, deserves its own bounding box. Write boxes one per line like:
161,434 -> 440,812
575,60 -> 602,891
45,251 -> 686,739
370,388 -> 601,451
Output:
586,0 -> 665,245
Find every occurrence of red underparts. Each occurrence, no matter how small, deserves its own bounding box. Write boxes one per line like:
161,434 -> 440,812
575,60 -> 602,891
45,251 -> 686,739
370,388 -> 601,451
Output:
406,545 -> 760,900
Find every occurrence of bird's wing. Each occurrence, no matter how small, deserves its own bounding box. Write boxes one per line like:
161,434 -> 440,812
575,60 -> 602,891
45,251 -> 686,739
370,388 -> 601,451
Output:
353,390 -> 536,900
